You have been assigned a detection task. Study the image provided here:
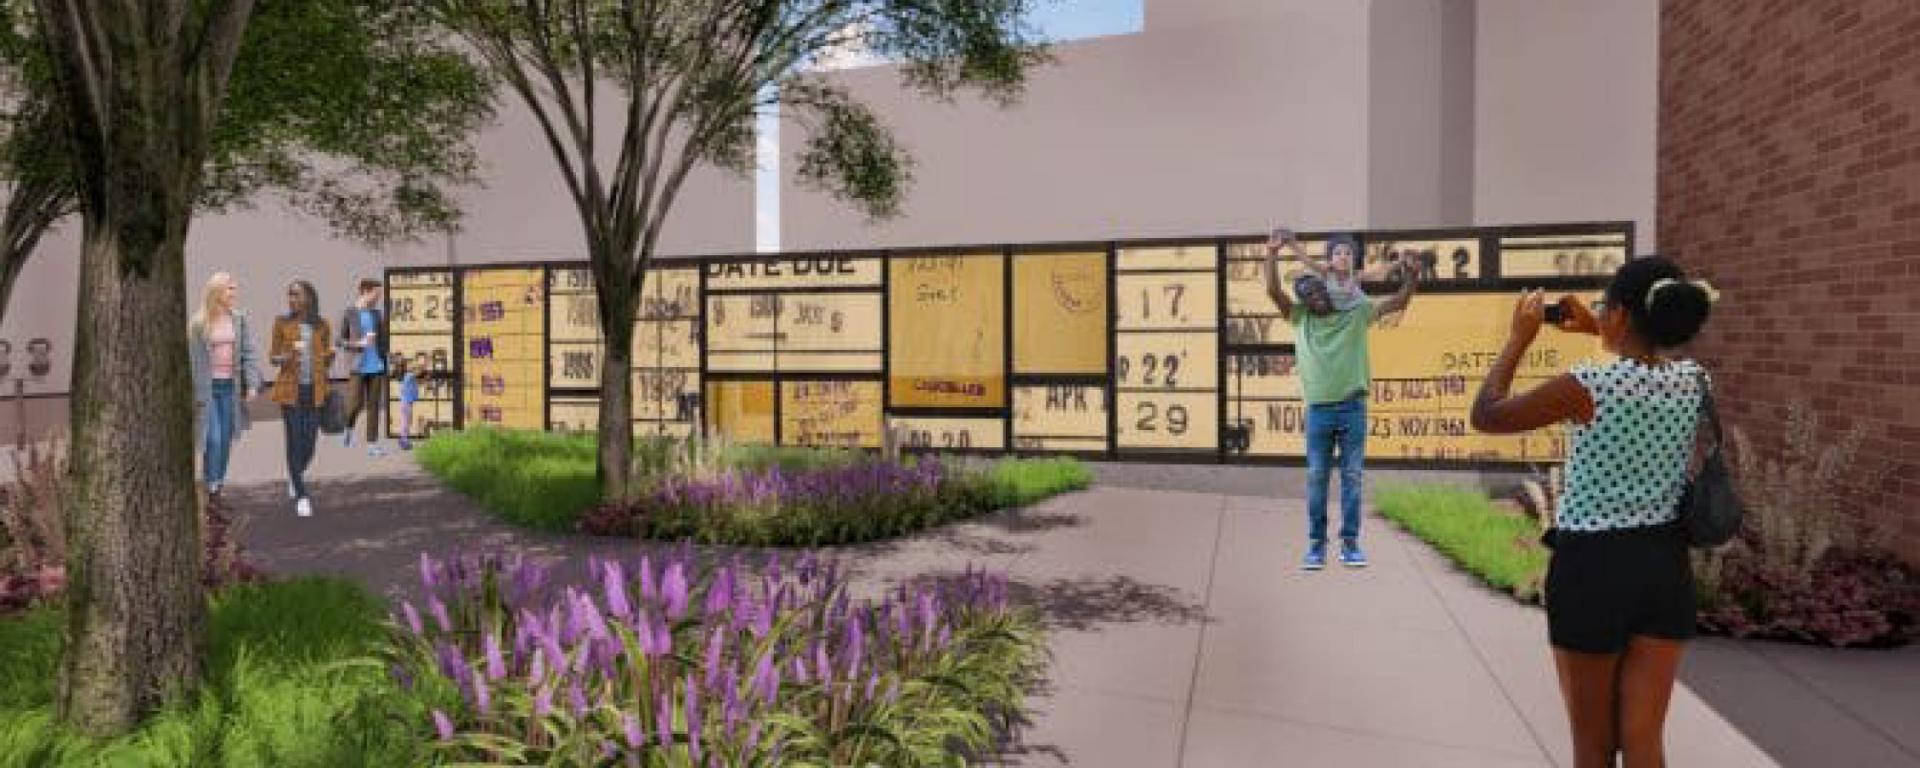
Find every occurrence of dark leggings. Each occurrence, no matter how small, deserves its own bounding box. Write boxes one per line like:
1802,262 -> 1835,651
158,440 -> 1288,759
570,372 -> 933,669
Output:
283,384 -> 321,499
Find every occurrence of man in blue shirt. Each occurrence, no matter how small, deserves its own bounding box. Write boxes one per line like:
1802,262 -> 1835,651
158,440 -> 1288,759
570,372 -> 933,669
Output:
339,278 -> 389,455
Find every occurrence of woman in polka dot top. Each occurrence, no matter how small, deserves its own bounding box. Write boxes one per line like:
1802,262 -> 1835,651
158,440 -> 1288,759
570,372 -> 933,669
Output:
1469,256 -> 1717,768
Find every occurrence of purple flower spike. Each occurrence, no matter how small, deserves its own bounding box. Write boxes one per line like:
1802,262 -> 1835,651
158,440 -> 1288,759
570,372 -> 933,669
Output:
533,685 -> 553,719
399,600 -> 423,636
704,567 -> 733,617
419,553 -> 439,592
656,612 -> 675,657
483,632 -> 507,680
703,627 -> 726,689
745,722 -> 763,755
428,596 -> 452,634
473,674 -> 492,713
865,671 -> 881,702
636,610 -> 660,657
570,681 -> 589,718
685,673 -> 704,763
621,711 -> 645,749
752,653 -> 779,701
431,709 -> 455,741
435,641 -> 466,684
639,555 -> 659,604
604,560 -> 632,621
722,667 -> 742,734
815,642 -> 833,689
846,614 -> 866,678
656,690 -> 674,749
791,655 -> 809,684
663,562 -> 690,620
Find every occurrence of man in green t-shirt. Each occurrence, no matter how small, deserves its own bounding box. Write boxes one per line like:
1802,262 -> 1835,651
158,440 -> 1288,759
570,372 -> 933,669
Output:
1265,229 -> 1419,570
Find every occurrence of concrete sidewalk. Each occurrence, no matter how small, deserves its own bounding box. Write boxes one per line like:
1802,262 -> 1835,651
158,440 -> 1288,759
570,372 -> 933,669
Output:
213,422 -> 1918,767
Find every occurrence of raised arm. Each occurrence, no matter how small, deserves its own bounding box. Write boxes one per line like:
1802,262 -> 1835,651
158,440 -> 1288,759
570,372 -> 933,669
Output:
1373,255 -> 1420,317
1471,291 -> 1595,433
1264,238 -> 1297,321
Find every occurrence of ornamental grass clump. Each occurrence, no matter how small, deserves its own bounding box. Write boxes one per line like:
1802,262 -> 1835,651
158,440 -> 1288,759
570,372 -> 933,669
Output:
384,549 -> 1044,766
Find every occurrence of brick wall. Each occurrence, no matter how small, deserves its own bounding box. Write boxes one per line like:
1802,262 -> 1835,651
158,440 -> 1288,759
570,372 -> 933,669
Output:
1660,0 -> 1920,564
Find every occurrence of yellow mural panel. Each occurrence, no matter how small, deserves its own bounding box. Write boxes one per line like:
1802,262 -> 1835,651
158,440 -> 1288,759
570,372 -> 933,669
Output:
1011,385 -> 1107,450
549,298 -> 602,343
549,397 -> 600,433
1115,272 -> 1218,331
706,294 -> 777,353
387,285 -> 455,335
1013,252 -> 1107,374
777,293 -> 883,353
1369,293 -> 1603,380
1115,332 -> 1218,390
1117,244 -> 1216,272
632,368 -> 700,422
1498,233 -> 1628,279
1363,239 -> 1480,282
705,255 -> 882,291
639,268 -> 701,319
706,380 -> 775,445
1116,391 -> 1218,450
780,380 -> 884,448
633,319 -> 701,368
889,255 -> 1005,408
888,417 -> 1007,451
548,341 -> 600,389
461,268 -> 546,431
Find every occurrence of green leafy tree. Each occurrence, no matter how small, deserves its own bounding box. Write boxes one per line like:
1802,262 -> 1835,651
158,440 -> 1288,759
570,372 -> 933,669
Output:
0,1 -> 495,322
421,0 -> 1049,500
14,0 -> 490,735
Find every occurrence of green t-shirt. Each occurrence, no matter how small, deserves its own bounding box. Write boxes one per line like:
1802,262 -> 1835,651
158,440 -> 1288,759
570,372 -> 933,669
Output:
1291,297 -> 1373,404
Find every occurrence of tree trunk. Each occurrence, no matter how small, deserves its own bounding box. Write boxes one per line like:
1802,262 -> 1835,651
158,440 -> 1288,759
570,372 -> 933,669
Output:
596,259 -> 639,502
59,210 -> 205,735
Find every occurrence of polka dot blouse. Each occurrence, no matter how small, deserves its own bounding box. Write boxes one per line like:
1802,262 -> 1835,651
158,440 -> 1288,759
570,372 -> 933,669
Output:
1556,358 -> 1708,532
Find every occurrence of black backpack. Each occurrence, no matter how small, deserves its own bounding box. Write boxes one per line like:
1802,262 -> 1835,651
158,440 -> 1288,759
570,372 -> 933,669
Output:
1678,368 -> 1744,547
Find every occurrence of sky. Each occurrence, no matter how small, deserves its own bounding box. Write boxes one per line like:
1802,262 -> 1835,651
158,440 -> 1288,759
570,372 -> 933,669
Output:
755,1 -> 1144,251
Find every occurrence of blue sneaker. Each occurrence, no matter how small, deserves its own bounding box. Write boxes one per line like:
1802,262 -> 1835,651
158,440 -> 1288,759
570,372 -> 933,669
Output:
1340,539 -> 1368,568
1302,541 -> 1328,571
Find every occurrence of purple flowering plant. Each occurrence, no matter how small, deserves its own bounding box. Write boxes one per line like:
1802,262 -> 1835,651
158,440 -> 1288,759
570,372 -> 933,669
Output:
383,548 -> 1042,765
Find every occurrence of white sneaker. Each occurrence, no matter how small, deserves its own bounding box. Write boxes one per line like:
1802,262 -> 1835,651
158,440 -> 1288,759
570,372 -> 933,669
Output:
295,497 -> 313,517
287,481 -> 297,499
368,445 -> 386,457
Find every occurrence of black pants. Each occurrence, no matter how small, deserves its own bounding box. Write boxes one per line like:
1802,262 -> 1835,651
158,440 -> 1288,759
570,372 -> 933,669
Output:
283,384 -> 321,499
345,372 -> 386,442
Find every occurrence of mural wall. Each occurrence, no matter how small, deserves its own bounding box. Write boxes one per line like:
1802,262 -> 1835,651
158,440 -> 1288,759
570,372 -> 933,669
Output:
386,222 -> 1629,464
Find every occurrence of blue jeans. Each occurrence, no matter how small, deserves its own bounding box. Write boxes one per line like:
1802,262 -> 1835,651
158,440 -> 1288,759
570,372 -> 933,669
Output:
1305,397 -> 1367,543
204,379 -> 236,486
283,384 -> 321,499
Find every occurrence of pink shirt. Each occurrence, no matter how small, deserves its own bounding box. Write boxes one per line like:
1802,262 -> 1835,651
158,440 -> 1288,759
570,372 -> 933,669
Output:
209,316 -> 236,380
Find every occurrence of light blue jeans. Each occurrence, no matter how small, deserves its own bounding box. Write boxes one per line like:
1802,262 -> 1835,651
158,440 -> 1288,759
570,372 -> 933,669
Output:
1305,396 -> 1367,543
204,379 -> 236,487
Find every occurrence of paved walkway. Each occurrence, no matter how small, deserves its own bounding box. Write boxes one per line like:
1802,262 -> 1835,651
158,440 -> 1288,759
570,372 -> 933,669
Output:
214,422 -> 1919,767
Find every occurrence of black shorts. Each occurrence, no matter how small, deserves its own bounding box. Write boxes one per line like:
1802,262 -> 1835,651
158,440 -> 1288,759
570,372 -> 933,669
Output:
1542,522 -> 1696,654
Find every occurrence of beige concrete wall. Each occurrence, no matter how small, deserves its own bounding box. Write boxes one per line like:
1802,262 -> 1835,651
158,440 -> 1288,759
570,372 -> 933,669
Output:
781,0 -> 1377,250
786,0 -> 1657,254
0,94 -> 754,399
1473,0 -> 1659,254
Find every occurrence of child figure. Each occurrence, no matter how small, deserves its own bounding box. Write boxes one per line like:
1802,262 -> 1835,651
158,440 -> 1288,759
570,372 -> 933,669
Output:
396,356 -> 419,451
1271,228 -> 1368,311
